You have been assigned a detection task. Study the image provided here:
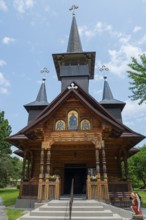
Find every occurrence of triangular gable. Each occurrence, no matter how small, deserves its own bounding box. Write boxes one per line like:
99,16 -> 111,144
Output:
8,82 -> 145,143
13,84 -> 125,136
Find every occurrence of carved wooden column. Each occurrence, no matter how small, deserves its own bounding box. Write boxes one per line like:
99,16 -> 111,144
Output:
124,149 -> 128,179
93,139 -> 102,201
41,140 -> 54,201
101,140 -> 109,202
38,148 -> 45,201
19,150 -> 27,198
101,140 -> 107,179
46,148 -> 51,178
95,141 -> 101,178
22,151 -> 26,180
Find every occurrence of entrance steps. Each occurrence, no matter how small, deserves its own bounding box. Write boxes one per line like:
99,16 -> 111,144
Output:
17,199 -> 131,220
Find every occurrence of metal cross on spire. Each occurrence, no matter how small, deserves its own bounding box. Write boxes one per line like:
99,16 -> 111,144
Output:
40,67 -> 49,82
69,4 -> 79,16
99,65 -> 109,79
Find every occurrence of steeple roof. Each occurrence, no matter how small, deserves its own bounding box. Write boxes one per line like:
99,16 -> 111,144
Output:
67,15 -> 83,53
24,78 -> 48,111
100,76 -> 125,110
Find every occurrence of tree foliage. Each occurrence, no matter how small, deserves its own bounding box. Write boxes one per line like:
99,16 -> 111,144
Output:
0,111 -> 22,187
127,54 -> 146,104
128,145 -> 146,187
0,111 -> 12,156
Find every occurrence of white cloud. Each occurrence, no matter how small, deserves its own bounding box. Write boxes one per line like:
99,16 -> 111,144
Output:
0,0 -> 7,11
123,100 -> 146,134
138,34 -> 146,45
13,0 -> 34,13
105,42 -> 142,77
133,26 -> 142,33
2,36 -> 15,45
0,59 -> 6,66
79,25 -> 96,39
0,72 -> 10,94
0,87 -> 8,94
79,21 -> 122,40
79,21 -> 145,78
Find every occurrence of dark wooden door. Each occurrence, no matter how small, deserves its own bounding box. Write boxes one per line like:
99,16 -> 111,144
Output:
64,164 -> 87,194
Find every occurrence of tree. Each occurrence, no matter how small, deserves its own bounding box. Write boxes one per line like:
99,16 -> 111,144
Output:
128,145 -> 146,188
127,54 -> 146,104
11,156 -> 23,183
0,111 -> 12,156
0,111 -> 12,187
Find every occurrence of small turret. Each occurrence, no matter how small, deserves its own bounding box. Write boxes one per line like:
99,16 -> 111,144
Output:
24,77 -> 49,124
100,76 -> 125,122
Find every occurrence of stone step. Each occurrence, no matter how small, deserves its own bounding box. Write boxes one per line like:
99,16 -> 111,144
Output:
17,200 -> 124,220
46,200 -> 100,206
18,213 -> 123,220
30,209 -> 113,217
40,205 -> 104,211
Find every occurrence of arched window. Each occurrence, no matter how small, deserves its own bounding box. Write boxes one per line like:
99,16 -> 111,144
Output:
68,110 -> 78,130
55,120 -> 65,130
80,119 -> 90,130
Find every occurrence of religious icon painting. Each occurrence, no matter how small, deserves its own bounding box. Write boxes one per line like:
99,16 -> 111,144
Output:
55,120 -> 65,130
68,110 -> 78,130
81,119 -> 90,130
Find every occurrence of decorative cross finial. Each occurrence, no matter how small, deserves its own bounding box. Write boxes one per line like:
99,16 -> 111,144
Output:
69,5 -> 79,16
68,82 -> 78,90
99,65 -> 109,80
40,67 -> 49,82
99,65 -> 109,72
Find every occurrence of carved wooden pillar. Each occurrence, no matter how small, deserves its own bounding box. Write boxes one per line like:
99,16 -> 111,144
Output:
95,148 -> 100,178
94,140 -> 101,178
41,140 -> 54,201
124,149 -> 128,179
22,151 -> 26,180
46,148 -> 51,178
101,140 -> 109,202
101,140 -> 107,179
40,149 -> 45,178
38,148 -> 45,201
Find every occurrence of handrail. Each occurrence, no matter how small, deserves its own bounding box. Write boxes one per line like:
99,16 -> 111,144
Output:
69,178 -> 74,220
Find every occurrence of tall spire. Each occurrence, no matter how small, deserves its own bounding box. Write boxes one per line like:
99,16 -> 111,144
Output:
100,76 -> 126,122
67,6 -> 83,53
35,78 -> 48,103
52,6 -> 96,93
102,76 -> 114,100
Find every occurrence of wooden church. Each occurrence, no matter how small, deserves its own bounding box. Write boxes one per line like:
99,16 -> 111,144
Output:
7,11 -> 145,207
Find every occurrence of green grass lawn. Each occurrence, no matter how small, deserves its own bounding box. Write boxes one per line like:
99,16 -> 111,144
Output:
0,188 -> 24,220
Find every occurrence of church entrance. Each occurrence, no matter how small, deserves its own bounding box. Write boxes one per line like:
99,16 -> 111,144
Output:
64,164 -> 87,194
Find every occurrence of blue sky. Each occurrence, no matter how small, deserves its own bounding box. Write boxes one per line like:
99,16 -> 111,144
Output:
1,0 -> 146,149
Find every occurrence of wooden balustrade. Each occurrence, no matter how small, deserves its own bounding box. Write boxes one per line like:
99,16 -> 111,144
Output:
87,175 -> 109,202
19,177 -> 60,201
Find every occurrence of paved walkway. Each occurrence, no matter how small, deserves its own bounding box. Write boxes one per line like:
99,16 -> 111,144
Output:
0,197 -> 8,220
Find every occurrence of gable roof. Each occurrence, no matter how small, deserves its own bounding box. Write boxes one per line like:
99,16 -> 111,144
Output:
8,82 -> 144,141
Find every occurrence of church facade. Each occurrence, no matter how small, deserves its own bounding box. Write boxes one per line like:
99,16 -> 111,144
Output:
7,12 -> 145,206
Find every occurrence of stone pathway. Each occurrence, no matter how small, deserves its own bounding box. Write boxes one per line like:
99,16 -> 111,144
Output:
0,197 -> 8,220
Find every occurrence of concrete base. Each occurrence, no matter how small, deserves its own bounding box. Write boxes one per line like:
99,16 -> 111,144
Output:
15,199 -> 38,208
